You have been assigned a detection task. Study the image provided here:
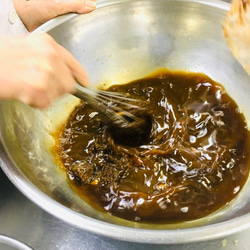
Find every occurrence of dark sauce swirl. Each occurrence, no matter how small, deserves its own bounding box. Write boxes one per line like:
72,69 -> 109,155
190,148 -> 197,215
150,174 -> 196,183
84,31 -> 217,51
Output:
56,70 -> 250,223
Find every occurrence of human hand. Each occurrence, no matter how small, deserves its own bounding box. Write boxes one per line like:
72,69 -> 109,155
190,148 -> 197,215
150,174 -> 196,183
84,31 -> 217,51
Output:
12,0 -> 98,31
0,33 -> 89,108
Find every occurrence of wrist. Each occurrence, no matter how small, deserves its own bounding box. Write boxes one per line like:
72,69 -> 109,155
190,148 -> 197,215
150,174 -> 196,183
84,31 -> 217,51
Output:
12,0 -> 34,31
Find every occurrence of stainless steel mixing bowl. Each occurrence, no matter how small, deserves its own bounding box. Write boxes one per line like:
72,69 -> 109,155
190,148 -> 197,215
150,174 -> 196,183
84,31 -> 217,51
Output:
1,0 -> 250,244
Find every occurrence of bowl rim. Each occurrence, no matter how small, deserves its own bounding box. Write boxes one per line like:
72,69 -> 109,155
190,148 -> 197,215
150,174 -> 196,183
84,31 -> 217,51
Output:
31,0 -> 230,35
2,0 -> 249,245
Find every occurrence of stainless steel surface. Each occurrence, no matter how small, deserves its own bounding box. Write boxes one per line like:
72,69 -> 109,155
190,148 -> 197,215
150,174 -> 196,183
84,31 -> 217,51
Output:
0,235 -> 33,250
1,0 -> 250,245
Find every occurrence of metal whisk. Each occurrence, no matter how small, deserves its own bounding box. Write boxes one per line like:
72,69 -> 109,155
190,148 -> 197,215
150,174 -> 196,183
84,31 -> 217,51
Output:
74,83 -> 148,132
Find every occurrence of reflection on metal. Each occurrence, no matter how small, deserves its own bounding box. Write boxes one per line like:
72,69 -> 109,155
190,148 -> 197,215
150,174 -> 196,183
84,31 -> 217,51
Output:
0,235 -> 33,250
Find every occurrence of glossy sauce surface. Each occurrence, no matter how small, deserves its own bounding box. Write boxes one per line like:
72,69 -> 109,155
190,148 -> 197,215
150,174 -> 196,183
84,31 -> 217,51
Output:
55,70 -> 250,223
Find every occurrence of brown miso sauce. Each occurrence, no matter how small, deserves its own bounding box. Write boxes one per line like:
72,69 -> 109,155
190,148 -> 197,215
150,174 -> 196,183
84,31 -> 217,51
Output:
54,69 -> 250,223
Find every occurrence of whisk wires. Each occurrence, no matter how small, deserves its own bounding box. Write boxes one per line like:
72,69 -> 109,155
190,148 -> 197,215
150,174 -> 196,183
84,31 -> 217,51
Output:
74,84 -> 147,130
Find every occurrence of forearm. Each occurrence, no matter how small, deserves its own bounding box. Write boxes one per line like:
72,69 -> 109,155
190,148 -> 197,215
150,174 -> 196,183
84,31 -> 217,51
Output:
0,0 -> 28,37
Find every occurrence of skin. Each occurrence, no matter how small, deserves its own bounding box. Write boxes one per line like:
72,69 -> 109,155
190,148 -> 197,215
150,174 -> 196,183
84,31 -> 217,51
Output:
0,0 -> 97,108
12,0 -> 98,31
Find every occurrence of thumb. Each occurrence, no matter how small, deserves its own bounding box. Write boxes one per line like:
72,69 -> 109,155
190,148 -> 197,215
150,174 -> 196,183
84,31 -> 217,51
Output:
65,0 -> 98,13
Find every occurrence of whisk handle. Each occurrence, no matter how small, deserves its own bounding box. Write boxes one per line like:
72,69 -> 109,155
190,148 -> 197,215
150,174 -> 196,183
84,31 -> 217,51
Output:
74,83 -> 97,102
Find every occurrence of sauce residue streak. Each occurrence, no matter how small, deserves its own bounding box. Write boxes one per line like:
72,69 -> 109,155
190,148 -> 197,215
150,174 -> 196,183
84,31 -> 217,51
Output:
54,70 -> 250,223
